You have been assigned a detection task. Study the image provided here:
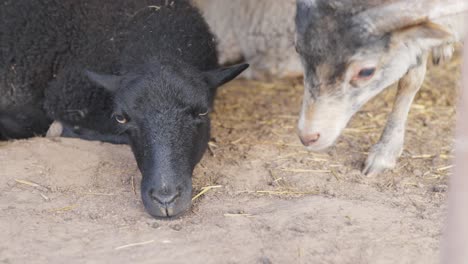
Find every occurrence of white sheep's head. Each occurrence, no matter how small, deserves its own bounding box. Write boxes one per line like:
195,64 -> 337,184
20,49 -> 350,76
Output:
295,0 -> 467,150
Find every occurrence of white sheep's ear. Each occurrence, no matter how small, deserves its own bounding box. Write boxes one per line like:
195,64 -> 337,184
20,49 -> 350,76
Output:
391,22 -> 453,51
354,0 -> 468,35
204,63 -> 249,88
85,70 -> 122,92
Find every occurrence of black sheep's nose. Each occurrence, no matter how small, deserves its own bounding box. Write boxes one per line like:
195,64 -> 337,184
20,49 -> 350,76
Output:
149,186 -> 181,205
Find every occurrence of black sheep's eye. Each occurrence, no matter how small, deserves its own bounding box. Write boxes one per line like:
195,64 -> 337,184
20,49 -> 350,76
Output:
114,114 -> 127,124
188,107 -> 209,118
186,107 -> 209,119
198,110 -> 209,117
358,68 -> 376,79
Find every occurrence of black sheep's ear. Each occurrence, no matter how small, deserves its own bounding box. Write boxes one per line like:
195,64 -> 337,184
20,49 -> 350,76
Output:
85,70 -> 122,92
204,63 -> 249,87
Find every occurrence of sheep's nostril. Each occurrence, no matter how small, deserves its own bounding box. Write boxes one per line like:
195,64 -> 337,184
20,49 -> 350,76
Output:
149,187 -> 181,205
299,133 -> 321,146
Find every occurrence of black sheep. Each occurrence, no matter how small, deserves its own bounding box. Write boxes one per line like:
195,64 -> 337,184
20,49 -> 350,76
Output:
0,0 -> 248,218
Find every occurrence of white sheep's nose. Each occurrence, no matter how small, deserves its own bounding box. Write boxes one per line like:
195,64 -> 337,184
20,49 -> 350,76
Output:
299,132 -> 321,146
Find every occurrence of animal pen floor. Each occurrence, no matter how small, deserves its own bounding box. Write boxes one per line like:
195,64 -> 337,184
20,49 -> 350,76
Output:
0,55 -> 461,264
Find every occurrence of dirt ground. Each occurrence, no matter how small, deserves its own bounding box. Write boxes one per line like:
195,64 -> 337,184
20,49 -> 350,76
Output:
0,55 -> 461,264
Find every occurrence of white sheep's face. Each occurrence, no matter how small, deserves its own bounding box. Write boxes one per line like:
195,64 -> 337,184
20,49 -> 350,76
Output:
295,0 -> 455,150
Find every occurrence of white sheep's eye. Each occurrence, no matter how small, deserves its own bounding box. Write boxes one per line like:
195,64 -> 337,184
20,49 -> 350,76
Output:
354,67 -> 376,81
114,114 -> 127,124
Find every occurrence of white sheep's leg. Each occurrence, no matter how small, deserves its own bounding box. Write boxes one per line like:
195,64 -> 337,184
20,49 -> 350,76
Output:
363,53 -> 428,176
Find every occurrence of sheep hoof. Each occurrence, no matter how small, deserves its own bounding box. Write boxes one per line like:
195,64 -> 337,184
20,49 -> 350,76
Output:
362,142 -> 401,177
46,121 -> 64,138
432,44 -> 454,66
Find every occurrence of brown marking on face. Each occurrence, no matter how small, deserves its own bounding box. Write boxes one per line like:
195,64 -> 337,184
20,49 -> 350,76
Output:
316,64 -> 333,81
310,62 -> 348,96
304,103 -> 316,127
301,88 -> 317,129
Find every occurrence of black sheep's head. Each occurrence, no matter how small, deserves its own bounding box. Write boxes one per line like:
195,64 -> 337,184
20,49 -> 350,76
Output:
86,60 -> 248,218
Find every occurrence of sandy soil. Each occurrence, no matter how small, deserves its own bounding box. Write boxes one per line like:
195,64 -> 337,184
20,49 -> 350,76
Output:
0,57 -> 461,264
